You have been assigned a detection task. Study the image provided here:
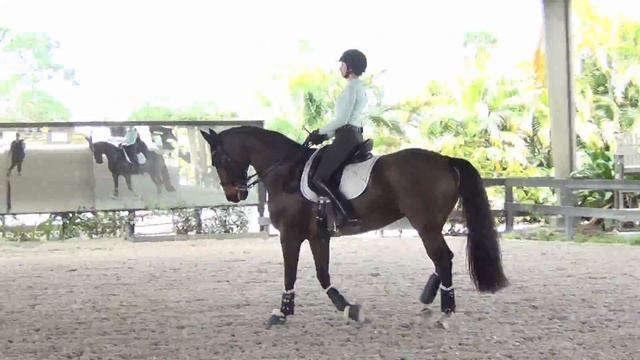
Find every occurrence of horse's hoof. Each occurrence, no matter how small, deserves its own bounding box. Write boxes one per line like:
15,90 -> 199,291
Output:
344,303 -> 366,323
419,307 -> 435,319
265,309 -> 286,329
432,313 -> 453,330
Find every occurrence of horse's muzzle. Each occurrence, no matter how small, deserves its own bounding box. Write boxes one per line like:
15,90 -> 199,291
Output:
237,187 -> 249,201
223,185 -> 249,203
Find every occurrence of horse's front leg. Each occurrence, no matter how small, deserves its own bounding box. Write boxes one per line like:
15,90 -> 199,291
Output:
125,175 -> 133,192
124,175 -> 141,199
112,173 -> 119,197
266,231 -> 303,328
308,234 -> 365,322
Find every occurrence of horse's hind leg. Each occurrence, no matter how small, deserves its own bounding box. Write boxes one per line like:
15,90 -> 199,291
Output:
125,175 -> 133,192
159,159 -> 175,192
125,175 -> 140,198
418,229 -> 455,314
149,171 -> 162,195
406,210 -> 456,326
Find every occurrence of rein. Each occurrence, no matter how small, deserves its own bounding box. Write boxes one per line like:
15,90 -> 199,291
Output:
216,139 -> 311,191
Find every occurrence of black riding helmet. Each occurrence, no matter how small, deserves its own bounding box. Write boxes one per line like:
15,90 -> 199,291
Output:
339,49 -> 367,76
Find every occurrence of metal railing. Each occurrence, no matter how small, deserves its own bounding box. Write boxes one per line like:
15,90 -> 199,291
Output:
384,177 -> 640,238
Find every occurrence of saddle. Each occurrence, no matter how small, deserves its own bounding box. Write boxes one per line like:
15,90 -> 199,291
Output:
300,139 -> 378,237
308,139 -> 373,191
119,146 -> 147,166
300,139 -> 379,203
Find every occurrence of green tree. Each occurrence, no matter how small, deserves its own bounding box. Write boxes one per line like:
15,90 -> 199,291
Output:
0,28 -> 74,122
128,102 -> 239,121
280,66 -> 404,148
569,0 -> 640,209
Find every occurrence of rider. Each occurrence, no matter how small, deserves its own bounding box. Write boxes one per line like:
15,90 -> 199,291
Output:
7,133 -> 26,176
306,49 -> 368,225
120,127 -> 141,168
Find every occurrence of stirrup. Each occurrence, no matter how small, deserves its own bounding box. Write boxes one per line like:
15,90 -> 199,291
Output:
337,212 -> 361,228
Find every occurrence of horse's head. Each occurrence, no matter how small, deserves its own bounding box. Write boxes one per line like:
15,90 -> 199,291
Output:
200,128 -> 250,203
86,137 -> 104,164
94,148 -> 104,164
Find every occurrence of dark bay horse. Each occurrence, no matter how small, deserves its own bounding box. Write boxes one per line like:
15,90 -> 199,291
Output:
88,137 -> 175,197
200,126 -> 508,328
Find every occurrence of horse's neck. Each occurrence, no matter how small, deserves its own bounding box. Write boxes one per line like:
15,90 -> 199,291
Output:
247,135 -> 301,173
99,144 -> 118,163
240,133 -> 306,194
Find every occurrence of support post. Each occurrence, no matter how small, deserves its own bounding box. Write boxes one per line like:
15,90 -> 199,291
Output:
543,0 -> 576,233
505,183 -> 514,232
257,183 -> 269,234
126,210 -> 136,240
194,208 -> 203,234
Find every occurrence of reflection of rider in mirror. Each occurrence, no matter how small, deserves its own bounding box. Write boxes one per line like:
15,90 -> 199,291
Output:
8,133 -> 26,176
120,127 -> 144,168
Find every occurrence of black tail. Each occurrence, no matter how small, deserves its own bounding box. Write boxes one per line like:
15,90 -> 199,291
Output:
449,157 -> 508,293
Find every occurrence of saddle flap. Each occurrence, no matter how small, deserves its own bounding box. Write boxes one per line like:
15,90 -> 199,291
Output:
301,149 -> 380,202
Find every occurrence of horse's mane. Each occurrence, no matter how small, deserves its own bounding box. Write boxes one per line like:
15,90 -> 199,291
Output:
92,140 -> 117,150
219,126 -> 304,153
219,126 -> 312,192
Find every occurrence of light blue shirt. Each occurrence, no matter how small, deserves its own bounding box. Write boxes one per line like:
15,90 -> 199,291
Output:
319,78 -> 367,137
123,129 -> 138,146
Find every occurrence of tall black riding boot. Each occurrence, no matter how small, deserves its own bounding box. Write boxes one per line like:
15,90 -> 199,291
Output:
313,181 -> 360,226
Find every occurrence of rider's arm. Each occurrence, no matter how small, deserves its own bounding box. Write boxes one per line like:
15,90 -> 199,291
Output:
318,82 -> 357,138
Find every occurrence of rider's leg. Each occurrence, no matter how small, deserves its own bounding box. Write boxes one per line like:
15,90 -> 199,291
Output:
311,126 -> 362,223
124,145 -> 139,166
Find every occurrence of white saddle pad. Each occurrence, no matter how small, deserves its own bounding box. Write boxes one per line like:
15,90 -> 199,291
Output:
300,149 -> 380,202
106,136 -> 159,152
120,147 -> 147,165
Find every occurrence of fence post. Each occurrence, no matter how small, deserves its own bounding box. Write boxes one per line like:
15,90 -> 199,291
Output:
614,154 -> 625,208
560,181 -> 575,239
58,212 -> 69,240
126,210 -> 136,240
194,208 -> 203,234
613,154 -> 625,231
505,181 -> 514,232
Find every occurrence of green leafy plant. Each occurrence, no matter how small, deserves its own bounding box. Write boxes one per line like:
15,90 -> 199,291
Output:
203,207 -> 249,234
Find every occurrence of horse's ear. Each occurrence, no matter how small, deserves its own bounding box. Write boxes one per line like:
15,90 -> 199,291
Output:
200,129 -> 219,147
200,129 -> 210,142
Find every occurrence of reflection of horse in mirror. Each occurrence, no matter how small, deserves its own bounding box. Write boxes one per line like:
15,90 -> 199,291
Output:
200,126 -> 508,328
150,125 -> 177,151
87,136 -> 175,197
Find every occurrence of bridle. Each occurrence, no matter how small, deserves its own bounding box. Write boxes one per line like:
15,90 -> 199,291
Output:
212,140 -> 310,193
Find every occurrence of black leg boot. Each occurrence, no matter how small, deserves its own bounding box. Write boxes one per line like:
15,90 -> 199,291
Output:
313,181 -> 360,226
